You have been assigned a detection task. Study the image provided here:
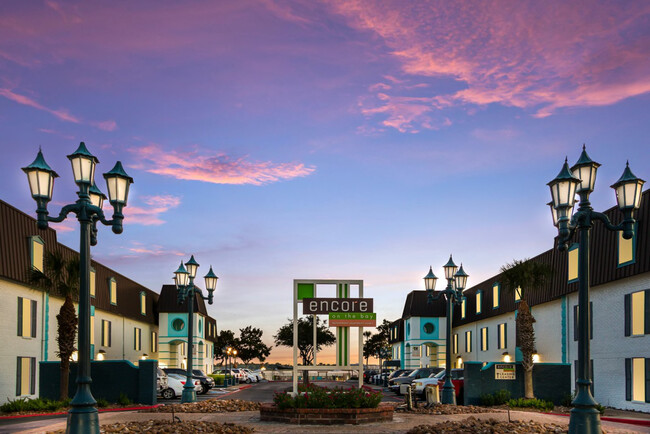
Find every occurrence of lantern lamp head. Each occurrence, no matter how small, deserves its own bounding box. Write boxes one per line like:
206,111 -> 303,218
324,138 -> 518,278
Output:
174,262 -> 190,287
67,142 -> 99,186
22,148 -> 59,202
103,161 -> 134,206
204,266 -> 218,293
610,161 -> 645,212
454,264 -> 469,291
423,266 -> 437,291
443,255 -> 458,280
548,157 -> 581,210
88,182 -> 107,209
570,145 -> 601,196
185,255 -> 200,279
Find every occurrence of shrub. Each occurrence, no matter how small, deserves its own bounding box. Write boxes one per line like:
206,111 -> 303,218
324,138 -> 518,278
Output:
0,397 -> 69,413
209,374 -> 226,386
273,387 -> 383,409
117,393 -> 132,406
480,389 -> 511,406
96,398 -> 110,408
507,397 -> 554,411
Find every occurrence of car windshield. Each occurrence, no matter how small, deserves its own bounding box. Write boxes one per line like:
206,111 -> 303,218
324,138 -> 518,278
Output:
431,370 -> 445,379
192,370 -> 206,376
399,371 -> 412,377
407,369 -> 421,378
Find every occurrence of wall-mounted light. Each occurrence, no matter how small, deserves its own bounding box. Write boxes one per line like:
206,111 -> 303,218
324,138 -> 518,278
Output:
97,350 -> 106,361
532,353 -> 540,363
456,355 -> 463,368
71,348 -> 78,362
502,352 -> 511,363
141,354 -> 149,360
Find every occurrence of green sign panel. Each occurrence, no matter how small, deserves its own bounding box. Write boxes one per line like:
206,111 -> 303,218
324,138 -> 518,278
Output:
297,283 -> 314,300
329,312 -> 376,321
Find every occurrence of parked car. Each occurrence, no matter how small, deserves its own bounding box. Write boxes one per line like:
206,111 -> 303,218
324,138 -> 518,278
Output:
242,368 -> 262,382
161,373 -> 201,399
388,369 -> 410,380
250,369 -> 265,381
156,367 -> 168,395
363,370 -> 377,383
388,367 -> 444,394
220,368 -> 247,383
163,368 -> 214,394
413,369 -> 464,400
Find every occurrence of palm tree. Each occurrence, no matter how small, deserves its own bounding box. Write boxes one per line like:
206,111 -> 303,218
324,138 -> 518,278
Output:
500,258 -> 553,399
29,250 -> 80,400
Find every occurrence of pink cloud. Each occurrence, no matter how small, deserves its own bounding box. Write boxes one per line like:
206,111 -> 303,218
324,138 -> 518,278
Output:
0,87 -> 117,130
128,144 -> 315,186
359,92 -> 448,133
125,194 -> 182,225
124,242 -> 185,257
328,1 -> 650,128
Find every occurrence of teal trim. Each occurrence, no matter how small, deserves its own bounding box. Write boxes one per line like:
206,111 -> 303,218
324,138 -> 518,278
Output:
90,344 -> 94,360
515,346 -> 523,362
421,317 -> 439,339
568,243 -> 579,284
617,222 -> 638,268
90,306 -> 95,316
561,296 -> 567,363
167,313 -> 188,337
400,342 -> 405,368
44,293 -> 49,361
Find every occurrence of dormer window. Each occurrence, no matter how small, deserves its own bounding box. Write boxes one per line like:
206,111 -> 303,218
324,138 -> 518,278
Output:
140,291 -> 146,315
29,236 -> 44,272
492,283 -> 500,309
109,278 -> 117,305
476,291 -> 483,314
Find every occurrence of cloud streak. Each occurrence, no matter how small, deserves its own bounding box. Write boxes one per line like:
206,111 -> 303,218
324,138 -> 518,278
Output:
126,194 -> 182,225
129,144 -> 315,186
327,0 -> 650,130
0,88 -> 117,130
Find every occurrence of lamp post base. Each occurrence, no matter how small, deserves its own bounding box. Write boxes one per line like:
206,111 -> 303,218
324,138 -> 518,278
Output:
568,405 -> 601,434
181,386 -> 197,403
440,383 -> 456,405
66,406 -> 99,434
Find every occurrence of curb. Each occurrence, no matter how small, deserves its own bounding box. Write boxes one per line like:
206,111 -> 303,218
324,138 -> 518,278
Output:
542,412 -> 650,428
0,404 -> 161,420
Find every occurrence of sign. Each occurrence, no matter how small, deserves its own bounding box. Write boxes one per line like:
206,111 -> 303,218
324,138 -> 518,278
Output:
303,298 -> 373,315
495,364 -> 516,380
328,312 -> 376,327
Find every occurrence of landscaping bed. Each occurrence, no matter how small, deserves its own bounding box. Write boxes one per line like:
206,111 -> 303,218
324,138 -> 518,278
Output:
396,403 -> 493,415
145,399 -> 260,413
260,402 -> 394,425
407,416 -> 568,433
48,420 -> 253,433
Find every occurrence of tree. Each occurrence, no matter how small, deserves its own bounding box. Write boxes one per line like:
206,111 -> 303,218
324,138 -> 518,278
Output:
28,251 -> 79,400
500,258 -> 553,399
213,329 -> 239,365
237,326 -> 271,365
274,316 -> 336,383
363,320 -> 393,370
363,331 -> 372,367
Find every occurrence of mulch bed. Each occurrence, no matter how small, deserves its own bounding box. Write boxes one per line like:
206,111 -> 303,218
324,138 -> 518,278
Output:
407,416 -> 568,433
144,399 -> 260,413
49,420 -> 253,433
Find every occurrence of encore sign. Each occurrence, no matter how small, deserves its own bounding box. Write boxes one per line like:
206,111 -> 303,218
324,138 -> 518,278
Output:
302,298 -> 374,315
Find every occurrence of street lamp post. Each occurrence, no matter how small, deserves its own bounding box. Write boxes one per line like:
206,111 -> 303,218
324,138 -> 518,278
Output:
173,256 -> 218,403
548,146 -> 644,434
22,143 -> 133,434
424,255 -> 469,405
226,347 -> 232,385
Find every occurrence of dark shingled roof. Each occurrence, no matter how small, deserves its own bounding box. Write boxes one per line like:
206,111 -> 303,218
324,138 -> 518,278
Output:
401,290 -> 448,319
158,284 -> 209,315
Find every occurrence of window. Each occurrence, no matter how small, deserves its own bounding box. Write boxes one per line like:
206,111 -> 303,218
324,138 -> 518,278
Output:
89,268 -> 96,297
16,357 -> 36,396
625,358 -> 649,402
412,346 -> 421,358
625,290 -> 649,336
480,327 -> 488,351
109,278 -> 117,305
423,322 -> 435,334
514,286 -> 522,302
465,330 -> 472,352
568,244 -> 579,283
17,297 -> 37,338
618,226 -> 636,267
573,303 -> 593,341
498,323 -> 507,349
493,283 -> 500,309
151,332 -> 158,353
172,318 -> 185,331
30,236 -> 44,272
134,328 -> 141,351
140,291 -> 146,315
453,333 -> 458,354
461,298 -> 466,319
476,291 -> 482,314
90,308 -> 95,346
101,320 -> 112,347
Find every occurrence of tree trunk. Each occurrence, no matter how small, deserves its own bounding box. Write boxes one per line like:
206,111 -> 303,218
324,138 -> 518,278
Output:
524,366 -> 534,399
516,299 -> 536,399
56,296 -> 78,401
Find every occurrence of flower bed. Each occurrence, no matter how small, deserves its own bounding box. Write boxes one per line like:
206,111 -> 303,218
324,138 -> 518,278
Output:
260,403 -> 394,425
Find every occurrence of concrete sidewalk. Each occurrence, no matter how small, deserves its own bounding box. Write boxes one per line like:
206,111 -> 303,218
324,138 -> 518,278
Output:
7,409 -> 650,434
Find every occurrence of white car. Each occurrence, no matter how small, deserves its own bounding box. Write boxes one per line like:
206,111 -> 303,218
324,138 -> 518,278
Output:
241,369 -> 260,382
161,373 -> 202,399
250,369 -> 265,381
412,370 -> 446,396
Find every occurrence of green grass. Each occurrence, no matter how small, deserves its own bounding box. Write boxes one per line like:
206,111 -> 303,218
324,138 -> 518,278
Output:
0,397 -> 71,413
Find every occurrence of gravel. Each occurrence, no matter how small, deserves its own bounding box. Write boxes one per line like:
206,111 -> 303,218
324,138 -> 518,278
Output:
145,399 -> 260,413
396,404 -> 494,415
407,416 -> 568,433
49,420 -> 253,433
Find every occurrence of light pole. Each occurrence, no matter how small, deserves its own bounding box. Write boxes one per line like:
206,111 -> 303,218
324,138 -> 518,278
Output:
548,146 -> 644,434
226,347 -> 232,385
173,256 -> 218,403
22,143 -> 133,434
424,255 -> 469,405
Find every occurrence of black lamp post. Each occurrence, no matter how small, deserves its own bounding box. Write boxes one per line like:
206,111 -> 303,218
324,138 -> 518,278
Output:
548,145 -> 644,434
22,143 -> 133,434
424,255 -> 468,405
173,256 -> 217,403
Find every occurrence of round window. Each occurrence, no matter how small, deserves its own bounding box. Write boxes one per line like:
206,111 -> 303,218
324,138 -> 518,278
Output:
172,318 -> 185,331
423,322 -> 435,334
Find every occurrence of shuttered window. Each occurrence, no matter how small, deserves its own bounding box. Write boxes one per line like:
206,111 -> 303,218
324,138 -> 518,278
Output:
498,323 -> 507,349
625,290 -> 649,337
30,236 -> 44,272
134,327 -> 141,351
568,244 -> 579,283
17,297 -> 37,338
465,330 -> 472,352
476,291 -> 482,314
625,358 -> 649,403
480,327 -> 488,351
461,298 -> 466,319
102,320 -> 112,347
151,332 -> 158,353
109,278 -> 117,305
140,292 -> 146,315
573,302 -> 593,341
453,333 -> 458,354
16,357 -> 36,396
493,283 -> 500,309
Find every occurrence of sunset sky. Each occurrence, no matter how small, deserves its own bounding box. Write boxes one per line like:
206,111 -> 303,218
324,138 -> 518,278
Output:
1,1 -> 649,363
